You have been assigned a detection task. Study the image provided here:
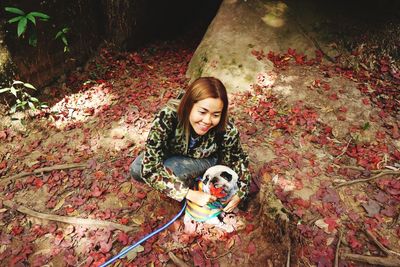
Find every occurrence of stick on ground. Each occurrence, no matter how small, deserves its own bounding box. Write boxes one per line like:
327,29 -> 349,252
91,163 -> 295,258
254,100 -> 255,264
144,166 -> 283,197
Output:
2,199 -> 137,232
1,163 -> 87,184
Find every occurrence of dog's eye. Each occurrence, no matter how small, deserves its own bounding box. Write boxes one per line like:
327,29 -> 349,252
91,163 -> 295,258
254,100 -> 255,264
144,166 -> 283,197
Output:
220,171 -> 232,182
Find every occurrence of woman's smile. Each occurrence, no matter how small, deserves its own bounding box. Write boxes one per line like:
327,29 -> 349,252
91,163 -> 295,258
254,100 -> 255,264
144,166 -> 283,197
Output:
189,97 -> 224,135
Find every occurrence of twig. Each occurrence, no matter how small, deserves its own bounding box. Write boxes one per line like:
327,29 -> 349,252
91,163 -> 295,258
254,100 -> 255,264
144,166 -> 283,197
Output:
389,212 -> 399,228
2,199 -> 137,232
334,170 -> 399,188
168,252 -> 191,267
364,229 -> 400,257
286,239 -> 291,267
196,240 -> 236,260
340,229 -> 400,266
335,139 -> 352,159
341,253 -> 400,267
1,163 -> 87,183
339,165 -> 386,174
335,231 -> 343,267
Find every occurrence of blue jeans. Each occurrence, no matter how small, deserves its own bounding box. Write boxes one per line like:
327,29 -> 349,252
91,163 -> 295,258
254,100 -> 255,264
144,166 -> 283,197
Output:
130,153 -> 218,187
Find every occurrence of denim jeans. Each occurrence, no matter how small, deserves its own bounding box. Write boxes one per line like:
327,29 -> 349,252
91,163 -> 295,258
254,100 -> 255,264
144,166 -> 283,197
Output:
130,152 -> 218,187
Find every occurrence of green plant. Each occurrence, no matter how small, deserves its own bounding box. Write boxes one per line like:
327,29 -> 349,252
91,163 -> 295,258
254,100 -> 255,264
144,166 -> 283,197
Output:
0,81 -> 48,113
55,27 -> 70,52
5,7 -> 70,52
5,7 -> 50,47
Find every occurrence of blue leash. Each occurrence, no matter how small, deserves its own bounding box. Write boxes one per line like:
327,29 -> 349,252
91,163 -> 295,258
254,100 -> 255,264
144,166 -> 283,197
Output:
100,202 -> 187,267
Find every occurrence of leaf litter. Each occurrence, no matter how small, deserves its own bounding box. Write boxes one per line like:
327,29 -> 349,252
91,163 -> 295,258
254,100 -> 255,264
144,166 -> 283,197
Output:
0,23 -> 399,267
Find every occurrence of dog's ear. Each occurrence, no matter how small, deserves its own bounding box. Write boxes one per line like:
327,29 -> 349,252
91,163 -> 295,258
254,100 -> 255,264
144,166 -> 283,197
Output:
220,171 -> 232,182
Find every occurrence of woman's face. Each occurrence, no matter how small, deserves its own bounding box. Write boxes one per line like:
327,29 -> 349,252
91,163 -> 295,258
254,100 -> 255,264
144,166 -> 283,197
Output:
189,97 -> 224,135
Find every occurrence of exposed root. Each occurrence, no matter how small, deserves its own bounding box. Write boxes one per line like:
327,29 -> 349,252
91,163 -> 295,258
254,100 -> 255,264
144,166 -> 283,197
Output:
341,253 -> 400,267
340,229 -> 400,266
1,163 -> 87,184
2,199 -> 137,232
334,231 -> 343,267
334,170 -> 399,188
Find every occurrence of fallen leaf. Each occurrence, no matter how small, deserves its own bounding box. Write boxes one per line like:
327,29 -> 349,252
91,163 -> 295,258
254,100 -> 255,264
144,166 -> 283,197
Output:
121,245 -> 144,262
361,199 -> 380,217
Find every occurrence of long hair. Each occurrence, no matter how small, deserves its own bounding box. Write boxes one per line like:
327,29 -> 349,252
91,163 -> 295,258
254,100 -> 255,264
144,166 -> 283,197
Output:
177,77 -> 229,146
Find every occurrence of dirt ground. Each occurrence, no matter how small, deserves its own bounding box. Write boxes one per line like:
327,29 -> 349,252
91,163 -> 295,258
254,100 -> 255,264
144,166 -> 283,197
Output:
0,13 -> 400,267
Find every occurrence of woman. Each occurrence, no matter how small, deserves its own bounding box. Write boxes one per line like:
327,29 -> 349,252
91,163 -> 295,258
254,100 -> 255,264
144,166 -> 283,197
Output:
130,77 -> 251,212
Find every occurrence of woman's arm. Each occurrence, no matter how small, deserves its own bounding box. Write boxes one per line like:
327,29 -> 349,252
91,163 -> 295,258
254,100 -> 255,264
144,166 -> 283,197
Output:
141,107 -> 189,201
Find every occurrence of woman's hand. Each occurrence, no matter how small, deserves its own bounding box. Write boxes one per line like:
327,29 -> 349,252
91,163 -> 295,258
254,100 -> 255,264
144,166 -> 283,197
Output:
223,195 -> 241,212
186,189 -> 217,206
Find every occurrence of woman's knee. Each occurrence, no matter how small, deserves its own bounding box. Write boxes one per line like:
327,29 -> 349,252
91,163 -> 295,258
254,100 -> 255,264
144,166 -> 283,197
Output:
130,153 -> 144,181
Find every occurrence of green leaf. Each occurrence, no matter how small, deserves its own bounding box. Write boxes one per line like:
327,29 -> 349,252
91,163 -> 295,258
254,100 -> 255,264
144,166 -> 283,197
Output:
40,104 -> 49,108
10,87 -> 17,97
8,16 -> 23,24
10,104 -> 17,114
26,14 -> 36,25
29,97 -> 39,102
61,36 -> 68,46
13,81 -> 24,85
23,83 -> 36,90
55,31 -> 62,39
28,101 -> 36,110
29,12 -> 50,20
0,88 -> 11,93
17,17 -> 27,37
5,7 -> 25,15
362,122 -> 370,130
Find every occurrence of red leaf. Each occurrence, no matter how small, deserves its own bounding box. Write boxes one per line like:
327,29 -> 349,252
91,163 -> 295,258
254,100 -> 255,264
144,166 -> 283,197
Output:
100,240 -> 113,253
0,130 -> 7,140
94,171 -> 105,179
11,225 -> 24,236
191,247 -> 205,267
324,218 -> 338,232
247,242 -> 256,255
0,160 -> 6,170
136,191 -> 147,199
119,217 -> 129,225
118,232 -> 129,245
245,224 -> 255,234
33,178 -> 44,188
362,98 -> 370,105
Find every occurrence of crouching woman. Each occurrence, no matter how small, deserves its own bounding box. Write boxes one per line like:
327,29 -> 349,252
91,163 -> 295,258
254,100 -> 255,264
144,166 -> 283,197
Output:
130,77 -> 251,212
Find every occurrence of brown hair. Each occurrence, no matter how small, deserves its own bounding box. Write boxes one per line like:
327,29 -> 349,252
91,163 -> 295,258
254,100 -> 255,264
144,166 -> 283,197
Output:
177,77 -> 229,144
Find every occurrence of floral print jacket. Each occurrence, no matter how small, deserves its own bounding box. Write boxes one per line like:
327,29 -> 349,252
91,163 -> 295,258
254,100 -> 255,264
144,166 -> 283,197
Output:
141,105 -> 251,202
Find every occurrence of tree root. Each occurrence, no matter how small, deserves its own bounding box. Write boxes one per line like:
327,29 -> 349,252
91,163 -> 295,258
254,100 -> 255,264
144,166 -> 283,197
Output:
2,199 -> 137,232
334,231 -> 343,267
334,170 -> 399,188
341,254 -> 400,267
340,229 -> 400,266
1,163 -> 87,184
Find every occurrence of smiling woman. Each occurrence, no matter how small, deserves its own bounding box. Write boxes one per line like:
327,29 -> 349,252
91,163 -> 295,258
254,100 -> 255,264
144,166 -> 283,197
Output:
130,77 -> 252,212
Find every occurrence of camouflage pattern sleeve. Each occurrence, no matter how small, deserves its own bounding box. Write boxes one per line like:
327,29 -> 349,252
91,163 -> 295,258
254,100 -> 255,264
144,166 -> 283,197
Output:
220,123 -> 251,200
141,107 -> 189,202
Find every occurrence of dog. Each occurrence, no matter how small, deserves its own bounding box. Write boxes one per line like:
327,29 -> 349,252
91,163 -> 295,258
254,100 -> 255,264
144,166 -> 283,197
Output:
184,165 -> 239,233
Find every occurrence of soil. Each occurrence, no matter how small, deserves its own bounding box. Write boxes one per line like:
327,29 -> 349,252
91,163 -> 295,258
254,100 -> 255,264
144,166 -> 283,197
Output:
0,6 -> 400,267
